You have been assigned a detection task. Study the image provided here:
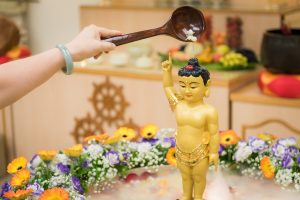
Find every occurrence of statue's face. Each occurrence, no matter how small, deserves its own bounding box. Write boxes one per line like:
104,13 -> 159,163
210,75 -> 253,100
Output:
178,75 -> 208,103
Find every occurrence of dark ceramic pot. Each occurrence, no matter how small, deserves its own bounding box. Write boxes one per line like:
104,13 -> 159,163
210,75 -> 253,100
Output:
261,29 -> 300,74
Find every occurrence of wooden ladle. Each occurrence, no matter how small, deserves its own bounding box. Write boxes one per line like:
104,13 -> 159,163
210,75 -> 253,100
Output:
103,6 -> 206,46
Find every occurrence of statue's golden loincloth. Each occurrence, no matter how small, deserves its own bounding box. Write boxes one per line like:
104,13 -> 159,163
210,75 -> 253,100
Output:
175,144 -> 209,167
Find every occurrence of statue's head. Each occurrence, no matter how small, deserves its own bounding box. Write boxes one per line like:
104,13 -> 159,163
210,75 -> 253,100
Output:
178,58 -> 211,102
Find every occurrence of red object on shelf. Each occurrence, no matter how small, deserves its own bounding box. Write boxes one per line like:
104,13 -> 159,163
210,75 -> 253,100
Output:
0,45 -> 31,64
257,70 -> 300,98
0,56 -> 11,64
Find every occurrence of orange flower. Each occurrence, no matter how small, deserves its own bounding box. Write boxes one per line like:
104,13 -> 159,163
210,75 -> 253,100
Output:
220,130 -> 239,146
83,133 -> 109,143
38,150 -> 57,161
4,188 -> 33,200
64,144 -> 83,157
257,133 -> 277,142
39,188 -> 69,200
140,124 -> 158,139
7,157 -> 27,174
10,169 -> 30,187
260,156 -> 275,179
166,147 -> 176,166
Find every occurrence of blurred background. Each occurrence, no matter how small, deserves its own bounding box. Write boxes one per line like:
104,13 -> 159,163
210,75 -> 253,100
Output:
1,0 -> 300,179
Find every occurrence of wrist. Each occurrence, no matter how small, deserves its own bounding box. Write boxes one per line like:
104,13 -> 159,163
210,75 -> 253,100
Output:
56,44 -> 74,75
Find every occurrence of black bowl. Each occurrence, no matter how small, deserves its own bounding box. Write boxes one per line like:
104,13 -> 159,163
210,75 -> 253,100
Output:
261,29 -> 300,74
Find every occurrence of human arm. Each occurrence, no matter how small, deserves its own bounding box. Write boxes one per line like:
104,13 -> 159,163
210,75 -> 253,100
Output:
161,53 -> 179,111
0,25 -> 122,108
208,107 -> 219,170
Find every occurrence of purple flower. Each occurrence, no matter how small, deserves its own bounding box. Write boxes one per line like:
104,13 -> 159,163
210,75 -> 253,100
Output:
163,137 -> 175,147
218,145 -> 224,155
282,154 -> 294,168
72,176 -> 84,194
119,152 -> 130,164
105,151 -> 120,165
249,136 -> 266,152
27,182 -> 44,196
57,163 -> 70,174
287,146 -> 299,156
0,182 -> 10,199
82,160 -> 89,168
297,155 -> 300,166
142,138 -> 159,145
272,143 -> 287,158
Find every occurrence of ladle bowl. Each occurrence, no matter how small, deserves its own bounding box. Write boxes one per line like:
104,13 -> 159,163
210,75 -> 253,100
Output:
103,6 -> 206,46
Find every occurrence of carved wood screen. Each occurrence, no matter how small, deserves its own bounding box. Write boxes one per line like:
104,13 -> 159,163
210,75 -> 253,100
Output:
72,77 -> 139,143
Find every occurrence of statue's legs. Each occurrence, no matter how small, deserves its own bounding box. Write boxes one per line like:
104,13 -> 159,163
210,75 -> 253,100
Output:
177,161 -> 193,200
192,157 -> 209,200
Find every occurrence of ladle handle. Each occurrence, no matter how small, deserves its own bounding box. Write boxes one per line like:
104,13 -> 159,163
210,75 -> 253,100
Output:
103,27 -> 166,46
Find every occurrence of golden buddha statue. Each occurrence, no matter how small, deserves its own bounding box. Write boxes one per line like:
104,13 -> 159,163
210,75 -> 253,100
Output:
161,55 -> 219,200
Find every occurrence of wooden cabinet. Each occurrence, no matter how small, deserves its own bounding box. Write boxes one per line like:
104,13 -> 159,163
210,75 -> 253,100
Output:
0,107 -> 15,176
231,82 -> 300,139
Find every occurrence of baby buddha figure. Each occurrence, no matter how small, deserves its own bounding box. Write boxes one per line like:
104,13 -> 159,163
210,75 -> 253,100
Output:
161,55 -> 219,200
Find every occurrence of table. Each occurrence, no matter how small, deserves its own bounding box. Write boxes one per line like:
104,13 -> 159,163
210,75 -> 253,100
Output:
90,165 -> 299,200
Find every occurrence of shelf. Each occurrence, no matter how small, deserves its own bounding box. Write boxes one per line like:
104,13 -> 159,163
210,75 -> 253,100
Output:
230,82 -> 300,108
74,64 -> 258,89
81,3 -> 300,15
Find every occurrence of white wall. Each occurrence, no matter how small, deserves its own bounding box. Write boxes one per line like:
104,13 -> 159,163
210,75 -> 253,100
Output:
27,0 -> 100,53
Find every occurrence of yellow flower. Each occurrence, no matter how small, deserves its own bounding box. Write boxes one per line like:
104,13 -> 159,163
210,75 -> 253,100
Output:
39,188 -> 69,200
116,127 -> 136,141
38,150 -> 57,161
10,169 -> 30,187
7,157 -> 27,174
166,147 -> 177,166
83,133 -> 109,143
220,130 -> 239,146
4,188 -> 33,200
105,127 -> 136,144
64,144 -> 83,157
140,124 -> 158,139
260,156 -> 275,179
257,133 -> 276,142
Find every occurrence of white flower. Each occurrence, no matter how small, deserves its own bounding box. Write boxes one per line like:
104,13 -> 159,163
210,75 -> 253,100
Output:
52,153 -> 71,165
137,142 -> 152,154
275,169 -> 293,187
237,141 -> 247,147
187,35 -> 197,42
106,151 -> 119,166
234,145 -> 252,162
49,175 -> 69,188
157,140 -> 171,148
156,128 -> 176,139
250,139 -> 266,152
85,144 -> 103,158
278,137 -> 297,147
28,155 -> 43,170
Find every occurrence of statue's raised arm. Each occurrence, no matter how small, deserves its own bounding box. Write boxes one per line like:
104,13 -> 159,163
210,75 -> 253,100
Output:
161,53 -> 182,111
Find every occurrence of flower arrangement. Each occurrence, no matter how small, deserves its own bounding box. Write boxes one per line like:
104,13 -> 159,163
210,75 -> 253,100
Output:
219,130 -> 300,191
1,126 -> 300,200
0,125 -> 176,200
